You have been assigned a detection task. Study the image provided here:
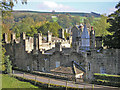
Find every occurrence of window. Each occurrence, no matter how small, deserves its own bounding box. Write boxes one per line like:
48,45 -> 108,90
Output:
88,62 -> 91,71
42,67 -> 45,72
100,66 -> 106,74
56,61 -> 60,68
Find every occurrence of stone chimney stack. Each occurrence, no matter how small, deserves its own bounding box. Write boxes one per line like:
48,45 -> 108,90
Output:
90,26 -> 95,49
47,31 -> 52,43
55,42 -> 62,52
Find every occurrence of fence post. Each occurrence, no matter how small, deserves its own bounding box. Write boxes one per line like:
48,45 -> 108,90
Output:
66,80 -> 67,90
23,73 -> 25,78
84,84 -> 85,90
48,78 -> 50,88
76,83 -> 78,89
35,76 -> 37,85
92,84 -> 94,90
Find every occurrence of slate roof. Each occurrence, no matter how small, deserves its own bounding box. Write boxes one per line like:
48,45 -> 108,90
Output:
51,66 -> 84,75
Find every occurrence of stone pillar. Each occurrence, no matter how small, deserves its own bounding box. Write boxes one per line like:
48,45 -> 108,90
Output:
47,31 -> 52,43
38,33 -> 42,49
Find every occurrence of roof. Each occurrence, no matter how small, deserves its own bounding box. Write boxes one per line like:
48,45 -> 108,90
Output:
51,66 -> 84,75
81,25 -> 90,39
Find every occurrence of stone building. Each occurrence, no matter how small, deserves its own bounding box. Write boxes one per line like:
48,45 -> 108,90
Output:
71,24 -> 95,52
3,25 -> 120,82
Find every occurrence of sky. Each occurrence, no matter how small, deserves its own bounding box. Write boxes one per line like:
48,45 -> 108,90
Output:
13,0 -> 120,15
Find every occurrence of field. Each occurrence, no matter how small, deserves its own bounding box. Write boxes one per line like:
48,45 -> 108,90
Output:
2,74 -> 38,88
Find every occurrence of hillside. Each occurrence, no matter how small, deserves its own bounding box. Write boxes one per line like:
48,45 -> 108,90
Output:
13,10 -> 101,17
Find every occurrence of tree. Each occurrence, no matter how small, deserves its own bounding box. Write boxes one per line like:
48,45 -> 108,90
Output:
4,55 -> 12,74
71,16 -> 80,25
57,14 -> 72,28
37,22 -> 61,37
1,0 -> 27,72
93,15 -> 111,36
103,2 -> 120,49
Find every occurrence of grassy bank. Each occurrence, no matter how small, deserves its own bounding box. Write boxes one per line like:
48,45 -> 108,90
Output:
92,73 -> 120,87
2,74 -> 38,88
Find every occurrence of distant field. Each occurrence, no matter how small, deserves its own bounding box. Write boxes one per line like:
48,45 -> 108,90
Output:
2,74 -> 38,88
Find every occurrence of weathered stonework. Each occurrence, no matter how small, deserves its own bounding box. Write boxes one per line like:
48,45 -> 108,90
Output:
3,25 -> 120,82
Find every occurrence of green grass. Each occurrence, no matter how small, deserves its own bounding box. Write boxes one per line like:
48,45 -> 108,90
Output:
2,74 -> 38,88
94,73 -> 120,77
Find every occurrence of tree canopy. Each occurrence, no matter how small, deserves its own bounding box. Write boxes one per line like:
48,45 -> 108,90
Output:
103,2 -> 120,49
93,15 -> 111,36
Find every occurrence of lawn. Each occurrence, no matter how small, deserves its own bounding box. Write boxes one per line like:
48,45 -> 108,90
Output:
2,74 -> 38,88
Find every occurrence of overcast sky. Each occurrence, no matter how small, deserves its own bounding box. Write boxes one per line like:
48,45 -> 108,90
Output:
13,0 -> 119,15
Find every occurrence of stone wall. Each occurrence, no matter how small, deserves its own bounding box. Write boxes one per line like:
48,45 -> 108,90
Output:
3,32 -> 120,82
87,49 -> 120,80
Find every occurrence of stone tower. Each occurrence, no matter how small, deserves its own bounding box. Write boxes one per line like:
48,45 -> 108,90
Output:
80,25 -> 90,51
